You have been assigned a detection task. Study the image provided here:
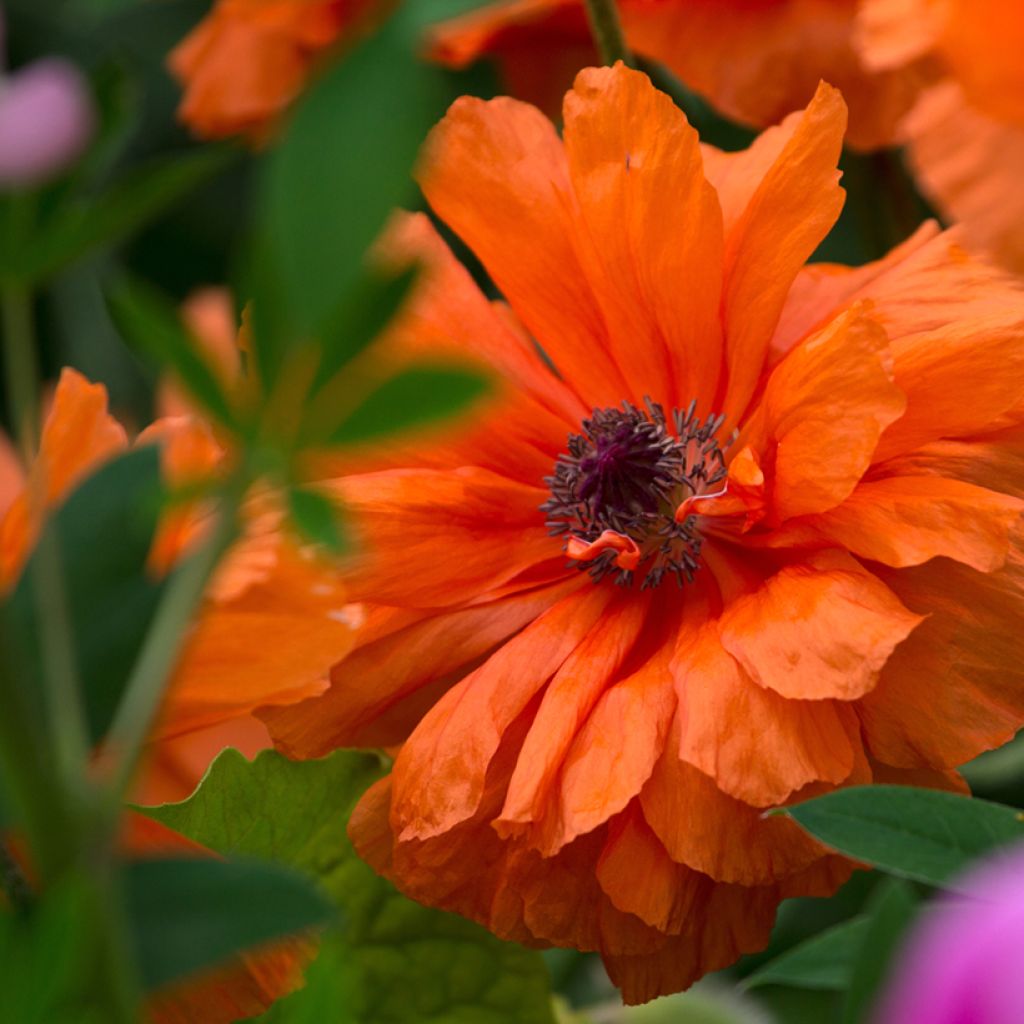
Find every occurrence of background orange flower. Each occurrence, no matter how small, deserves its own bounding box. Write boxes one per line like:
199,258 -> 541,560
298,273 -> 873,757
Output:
258,64 -> 1024,1002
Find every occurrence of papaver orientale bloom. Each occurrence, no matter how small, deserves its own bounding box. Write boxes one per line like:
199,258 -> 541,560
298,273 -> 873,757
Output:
874,842 -> 1024,1024
858,0 -> 1024,273
257,64 -> 1024,1002
168,0 -> 381,140
429,0 -> 933,149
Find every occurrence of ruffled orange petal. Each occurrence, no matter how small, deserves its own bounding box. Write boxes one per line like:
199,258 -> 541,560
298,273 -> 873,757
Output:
561,63 -> 724,406
390,585 -> 612,841
675,620 -> 860,806
335,467 -> 553,608
717,550 -> 923,701
709,82 -> 847,426
742,304 -> 906,520
0,432 -> 23,517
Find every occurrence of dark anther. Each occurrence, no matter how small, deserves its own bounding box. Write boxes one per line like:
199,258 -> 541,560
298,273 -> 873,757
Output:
542,398 -> 729,588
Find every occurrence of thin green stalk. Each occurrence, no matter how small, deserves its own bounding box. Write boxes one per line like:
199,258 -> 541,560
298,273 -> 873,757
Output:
1,280 -> 39,457
583,0 -> 633,66
104,484 -> 242,804
0,839 -> 33,913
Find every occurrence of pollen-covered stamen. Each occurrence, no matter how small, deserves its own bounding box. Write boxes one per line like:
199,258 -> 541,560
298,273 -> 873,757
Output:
542,398 -> 729,588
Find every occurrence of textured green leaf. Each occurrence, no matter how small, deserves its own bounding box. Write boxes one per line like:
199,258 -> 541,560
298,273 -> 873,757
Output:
783,785 -> 1024,888
124,857 -> 333,991
330,365 -> 489,444
743,916 -> 868,992
254,12 -> 452,377
106,275 -> 238,430
3,447 -> 166,742
841,879 -> 918,1024
141,749 -> 557,1024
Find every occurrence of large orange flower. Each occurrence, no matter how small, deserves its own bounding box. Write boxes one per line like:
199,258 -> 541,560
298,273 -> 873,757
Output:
429,0 -> 934,149
169,0 -> 380,140
259,64 -> 1024,1002
858,0 -> 1024,272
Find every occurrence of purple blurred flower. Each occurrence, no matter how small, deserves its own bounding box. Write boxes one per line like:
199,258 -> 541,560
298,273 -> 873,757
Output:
0,10 -> 94,188
874,843 -> 1024,1024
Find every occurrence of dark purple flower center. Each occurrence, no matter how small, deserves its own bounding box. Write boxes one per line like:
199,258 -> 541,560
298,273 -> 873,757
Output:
542,399 -> 728,588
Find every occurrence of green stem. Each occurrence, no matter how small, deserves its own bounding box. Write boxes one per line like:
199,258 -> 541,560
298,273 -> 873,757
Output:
583,0 -> 633,66
0,839 -> 33,914
104,483 -> 242,804
1,282 -> 40,456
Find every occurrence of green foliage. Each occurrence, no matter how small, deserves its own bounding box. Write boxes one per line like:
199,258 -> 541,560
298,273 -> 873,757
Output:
743,917 -> 868,993
141,748 -> 557,1024
4,447 -> 166,742
331,365 -> 490,443
105,275 -> 238,431
287,487 -> 348,554
124,857 -> 334,991
782,785 -> 1024,888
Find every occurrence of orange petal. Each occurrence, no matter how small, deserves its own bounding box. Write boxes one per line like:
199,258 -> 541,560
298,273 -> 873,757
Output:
858,546 -> 1024,768
336,467 -> 554,607
390,584 -> 613,841
798,475 -> 1024,571
496,589 -> 651,840
675,620 -> 860,806
562,63 -> 724,406
417,92 -> 630,409
856,0 -> 940,71
744,304 -> 906,520
0,431 -> 23,518
565,529 -> 641,570
677,445 -> 766,529
717,549 -> 923,701
262,577 -> 580,756
711,83 -> 847,426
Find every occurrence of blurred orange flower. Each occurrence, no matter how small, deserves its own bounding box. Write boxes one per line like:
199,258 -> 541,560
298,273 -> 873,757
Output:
429,0 -> 933,149
169,0 -> 379,140
261,64 -> 1024,1002
858,0 -> 1024,271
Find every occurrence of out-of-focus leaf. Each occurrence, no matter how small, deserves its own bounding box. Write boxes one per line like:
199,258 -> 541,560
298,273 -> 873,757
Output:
743,917 -> 868,992
330,365 -> 489,444
141,749 -> 557,1023
251,935 -> 359,1024
124,857 -> 333,992
623,987 -> 772,1024
106,275 -> 238,431
782,786 -> 1024,889
287,486 -> 347,554
17,149 -> 231,283
4,447 -> 165,743
841,880 -> 918,1024
254,12 -> 453,379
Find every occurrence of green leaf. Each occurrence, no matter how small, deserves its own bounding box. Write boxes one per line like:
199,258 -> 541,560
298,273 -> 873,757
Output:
255,12 -> 453,377
331,365 -> 489,444
106,275 -> 238,431
743,916 -> 869,992
3,447 -> 166,743
140,749 -> 557,1024
251,935 -> 359,1024
783,785 -> 1024,889
124,857 -> 333,992
19,149 -> 231,283
841,880 -> 918,1024
287,487 -> 348,554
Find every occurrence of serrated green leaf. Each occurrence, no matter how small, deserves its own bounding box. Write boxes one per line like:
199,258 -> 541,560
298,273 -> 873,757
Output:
841,880 -> 918,1024
331,365 -> 489,444
18,148 -> 231,283
124,857 -> 333,992
106,275 -> 238,431
254,12 -> 453,378
743,916 -> 868,992
140,748 -> 556,1024
3,446 -> 166,743
287,487 -> 348,554
783,785 -> 1024,888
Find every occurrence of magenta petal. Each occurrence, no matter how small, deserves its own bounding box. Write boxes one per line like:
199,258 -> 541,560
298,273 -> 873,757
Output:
0,58 -> 95,187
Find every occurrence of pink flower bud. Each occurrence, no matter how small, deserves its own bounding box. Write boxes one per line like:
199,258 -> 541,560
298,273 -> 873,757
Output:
0,58 -> 95,187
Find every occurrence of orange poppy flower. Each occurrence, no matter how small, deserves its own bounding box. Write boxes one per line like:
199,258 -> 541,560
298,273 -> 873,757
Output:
169,0 -> 380,140
260,64 -> 1024,1002
857,0 -> 1024,273
429,0 -> 934,149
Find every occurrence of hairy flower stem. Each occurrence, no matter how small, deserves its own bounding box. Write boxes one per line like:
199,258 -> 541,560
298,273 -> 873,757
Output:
104,479 -> 242,805
583,0 -> 634,66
